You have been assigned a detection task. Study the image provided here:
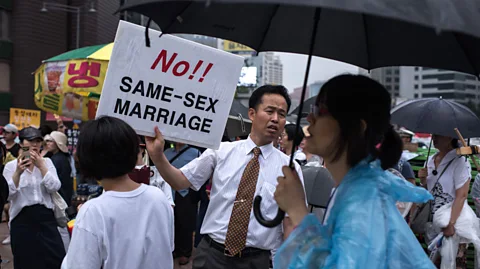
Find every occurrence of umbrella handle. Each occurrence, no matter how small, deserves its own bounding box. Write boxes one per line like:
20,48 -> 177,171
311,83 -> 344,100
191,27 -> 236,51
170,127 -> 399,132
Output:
253,196 -> 285,228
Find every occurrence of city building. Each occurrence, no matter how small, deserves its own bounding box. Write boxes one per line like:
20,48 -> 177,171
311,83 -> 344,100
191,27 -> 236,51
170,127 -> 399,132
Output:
0,0 -> 120,124
289,81 -> 325,113
399,67 -> 480,105
370,67 -> 401,97
219,39 -> 283,106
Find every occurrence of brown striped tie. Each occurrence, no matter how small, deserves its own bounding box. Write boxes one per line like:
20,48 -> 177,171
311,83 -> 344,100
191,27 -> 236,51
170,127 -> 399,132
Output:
224,147 -> 261,256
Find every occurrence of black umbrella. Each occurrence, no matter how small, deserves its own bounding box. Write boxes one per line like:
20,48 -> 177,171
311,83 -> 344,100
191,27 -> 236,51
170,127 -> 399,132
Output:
391,98 -> 480,139
120,0 -> 480,75
226,100 -> 251,137
229,99 -> 249,119
118,0 -> 480,228
289,96 -> 316,117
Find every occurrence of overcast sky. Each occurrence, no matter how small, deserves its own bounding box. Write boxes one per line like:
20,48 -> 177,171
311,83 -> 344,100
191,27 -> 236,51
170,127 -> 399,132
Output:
276,52 -> 360,91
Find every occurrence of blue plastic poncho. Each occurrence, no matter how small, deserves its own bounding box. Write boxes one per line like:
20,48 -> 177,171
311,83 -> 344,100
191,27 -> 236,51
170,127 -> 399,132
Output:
274,159 -> 436,269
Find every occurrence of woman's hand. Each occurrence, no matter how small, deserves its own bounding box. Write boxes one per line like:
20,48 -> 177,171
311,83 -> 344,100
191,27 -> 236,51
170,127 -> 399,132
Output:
418,168 -> 428,178
443,223 -> 455,237
30,151 -> 46,169
274,166 -> 308,226
15,157 -> 31,175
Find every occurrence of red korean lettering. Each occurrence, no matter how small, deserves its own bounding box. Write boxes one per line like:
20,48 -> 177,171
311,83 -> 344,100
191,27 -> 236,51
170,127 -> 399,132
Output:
67,62 -> 101,88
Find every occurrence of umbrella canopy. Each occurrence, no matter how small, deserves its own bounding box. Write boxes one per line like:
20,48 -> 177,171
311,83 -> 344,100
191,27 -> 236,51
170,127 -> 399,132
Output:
289,96 -> 315,116
34,43 -> 113,121
391,98 -> 480,138
229,99 -> 249,119
119,0 -> 480,75
120,0 -> 480,39
227,100 -> 251,137
44,43 -> 113,62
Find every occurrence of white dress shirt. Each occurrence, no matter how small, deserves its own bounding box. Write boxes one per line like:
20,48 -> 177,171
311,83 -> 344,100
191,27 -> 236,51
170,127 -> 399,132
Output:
3,158 -> 61,222
181,136 -> 304,250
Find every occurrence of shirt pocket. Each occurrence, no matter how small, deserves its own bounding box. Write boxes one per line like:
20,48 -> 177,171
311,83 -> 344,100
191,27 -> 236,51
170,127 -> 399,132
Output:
258,181 -> 279,220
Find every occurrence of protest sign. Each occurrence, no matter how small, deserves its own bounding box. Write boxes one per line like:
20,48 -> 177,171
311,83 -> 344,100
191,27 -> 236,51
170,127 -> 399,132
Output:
9,108 -> 41,129
96,21 -> 244,149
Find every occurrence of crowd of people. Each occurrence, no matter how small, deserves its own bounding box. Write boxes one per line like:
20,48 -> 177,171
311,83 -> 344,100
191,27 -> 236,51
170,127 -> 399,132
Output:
0,74 -> 479,268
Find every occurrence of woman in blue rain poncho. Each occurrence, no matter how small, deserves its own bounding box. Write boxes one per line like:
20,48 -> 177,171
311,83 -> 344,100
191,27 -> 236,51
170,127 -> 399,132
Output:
273,75 -> 435,269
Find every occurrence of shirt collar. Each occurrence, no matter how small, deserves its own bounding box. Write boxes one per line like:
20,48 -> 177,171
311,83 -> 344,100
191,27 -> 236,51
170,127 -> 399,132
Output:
244,136 -> 274,160
431,149 -> 459,166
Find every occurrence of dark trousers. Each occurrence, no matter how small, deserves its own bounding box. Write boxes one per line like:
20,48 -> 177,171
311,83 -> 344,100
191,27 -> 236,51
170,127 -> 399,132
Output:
174,190 -> 198,258
11,204 -> 66,269
193,237 -> 270,269
194,183 -> 210,247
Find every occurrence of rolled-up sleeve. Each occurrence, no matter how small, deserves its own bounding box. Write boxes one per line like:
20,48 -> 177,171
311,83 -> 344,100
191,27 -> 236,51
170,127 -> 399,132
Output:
180,149 -> 216,191
41,158 -> 61,193
3,161 -> 19,200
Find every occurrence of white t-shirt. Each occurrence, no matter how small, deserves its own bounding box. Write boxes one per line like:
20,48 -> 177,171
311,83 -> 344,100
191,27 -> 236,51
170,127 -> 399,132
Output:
61,184 -> 174,269
427,149 -> 471,213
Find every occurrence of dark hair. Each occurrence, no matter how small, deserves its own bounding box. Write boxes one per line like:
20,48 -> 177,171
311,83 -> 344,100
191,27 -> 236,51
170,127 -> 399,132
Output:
76,116 -> 139,181
249,85 -> 291,112
0,142 -> 6,164
39,125 -> 54,137
284,124 -> 304,146
316,74 -> 402,170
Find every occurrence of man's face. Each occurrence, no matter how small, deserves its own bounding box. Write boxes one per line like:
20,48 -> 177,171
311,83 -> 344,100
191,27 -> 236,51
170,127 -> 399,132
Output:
249,94 -> 288,144
400,135 -> 412,144
3,131 -> 16,142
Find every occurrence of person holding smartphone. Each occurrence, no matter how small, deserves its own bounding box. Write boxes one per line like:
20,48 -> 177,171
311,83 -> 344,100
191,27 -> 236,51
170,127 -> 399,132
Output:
2,127 -> 65,269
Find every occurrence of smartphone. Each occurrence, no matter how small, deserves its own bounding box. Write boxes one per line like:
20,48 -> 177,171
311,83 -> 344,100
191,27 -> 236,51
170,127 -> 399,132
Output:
22,147 -> 30,160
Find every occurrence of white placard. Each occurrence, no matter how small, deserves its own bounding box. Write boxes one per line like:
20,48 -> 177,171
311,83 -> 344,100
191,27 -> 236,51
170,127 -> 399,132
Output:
96,21 -> 244,149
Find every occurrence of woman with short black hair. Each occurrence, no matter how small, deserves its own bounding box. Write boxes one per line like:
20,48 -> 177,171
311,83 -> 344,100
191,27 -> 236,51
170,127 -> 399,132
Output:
62,116 -> 174,269
273,75 -> 435,268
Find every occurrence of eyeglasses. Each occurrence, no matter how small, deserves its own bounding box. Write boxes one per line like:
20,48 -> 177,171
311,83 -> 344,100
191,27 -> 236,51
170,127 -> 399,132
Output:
58,125 -> 65,129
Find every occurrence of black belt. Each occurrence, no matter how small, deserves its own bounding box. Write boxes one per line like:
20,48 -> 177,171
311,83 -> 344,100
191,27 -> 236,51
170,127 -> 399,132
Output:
204,235 -> 269,258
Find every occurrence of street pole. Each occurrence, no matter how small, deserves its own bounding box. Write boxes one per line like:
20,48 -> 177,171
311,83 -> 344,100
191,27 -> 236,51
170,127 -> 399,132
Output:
76,7 -> 80,48
41,2 -> 95,49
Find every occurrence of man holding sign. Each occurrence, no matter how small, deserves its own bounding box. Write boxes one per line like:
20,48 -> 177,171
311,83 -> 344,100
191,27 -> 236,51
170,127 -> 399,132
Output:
146,85 -> 305,269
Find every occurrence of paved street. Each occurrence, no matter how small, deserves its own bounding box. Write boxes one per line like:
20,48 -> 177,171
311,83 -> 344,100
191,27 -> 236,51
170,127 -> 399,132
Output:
0,223 -> 13,269
0,222 -> 193,269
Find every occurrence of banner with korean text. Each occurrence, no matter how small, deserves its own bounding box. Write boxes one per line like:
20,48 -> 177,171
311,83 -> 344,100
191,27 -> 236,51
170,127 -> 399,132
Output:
9,108 -> 42,129
34,59 -> 105,121
96,21 -> 244,149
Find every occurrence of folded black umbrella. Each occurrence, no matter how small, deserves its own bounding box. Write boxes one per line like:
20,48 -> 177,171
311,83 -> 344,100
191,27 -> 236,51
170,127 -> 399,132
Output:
391,98 -> 480,138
